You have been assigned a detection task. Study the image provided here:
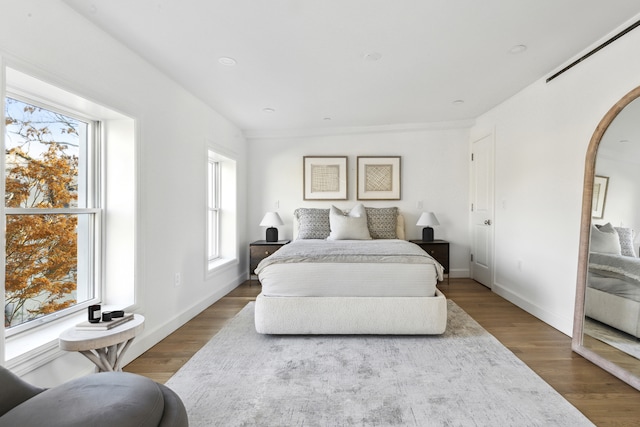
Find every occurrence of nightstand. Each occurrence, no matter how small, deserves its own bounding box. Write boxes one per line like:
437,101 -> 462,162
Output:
249,240 -> 290,285
410,239 -> 450,284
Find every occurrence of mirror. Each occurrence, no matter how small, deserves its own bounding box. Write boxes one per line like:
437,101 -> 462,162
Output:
573,85 -> 640,391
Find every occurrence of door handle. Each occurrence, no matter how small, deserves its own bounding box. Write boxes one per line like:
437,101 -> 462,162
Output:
484,219 -> 492,225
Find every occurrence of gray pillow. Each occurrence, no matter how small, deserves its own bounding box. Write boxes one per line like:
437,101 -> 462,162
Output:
294,208 -> 330,239
615,226 -> 637,257
365,207 -> 398,239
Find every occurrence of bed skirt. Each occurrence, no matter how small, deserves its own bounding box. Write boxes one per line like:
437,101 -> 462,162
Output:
254,289 -> 447,335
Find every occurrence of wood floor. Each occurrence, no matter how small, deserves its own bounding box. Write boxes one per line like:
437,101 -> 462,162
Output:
124,278 -> 640,426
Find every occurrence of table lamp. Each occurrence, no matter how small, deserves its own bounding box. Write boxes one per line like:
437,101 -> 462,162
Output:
260,212 -> 284,242
416,212 -> 439,242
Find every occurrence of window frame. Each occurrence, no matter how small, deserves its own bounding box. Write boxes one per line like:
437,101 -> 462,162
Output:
207,154 -> 221,263
206,147 -> 238,274
3,93 -> 103,337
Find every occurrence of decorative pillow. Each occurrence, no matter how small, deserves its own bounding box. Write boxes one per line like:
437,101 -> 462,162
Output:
328,204 -> 372,240
365,207 -> 398,239
591,223 -> 621,255
294,208 -> 330,239
614,226 -> 637,257
396,214 -> 405,240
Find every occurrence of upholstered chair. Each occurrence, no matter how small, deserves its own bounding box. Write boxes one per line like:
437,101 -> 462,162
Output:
0,366 -> 188,426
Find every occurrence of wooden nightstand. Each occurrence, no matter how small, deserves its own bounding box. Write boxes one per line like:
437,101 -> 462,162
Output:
410,239 -> 450,284
249,240 -> 290,285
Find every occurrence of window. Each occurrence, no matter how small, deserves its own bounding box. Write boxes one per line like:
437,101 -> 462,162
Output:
4,95 -> 101,335
206,148 -> 237,271
207,155 -> 221,261
1,67 -> 135,371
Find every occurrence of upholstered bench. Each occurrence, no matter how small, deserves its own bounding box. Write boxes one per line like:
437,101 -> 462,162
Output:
0,366 -> 188,427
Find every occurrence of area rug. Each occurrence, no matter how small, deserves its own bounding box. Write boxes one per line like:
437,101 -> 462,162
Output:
166,301 -> 594,426
585,317 -> 640,361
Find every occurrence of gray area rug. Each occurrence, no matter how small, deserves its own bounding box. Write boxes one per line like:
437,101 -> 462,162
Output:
585,317 -> 640,360
166,301 -> 594,426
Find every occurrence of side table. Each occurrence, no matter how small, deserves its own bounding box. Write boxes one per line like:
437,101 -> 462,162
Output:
59,314 -> 145,372
249,240 -> 290,285
410,239 -> 450,284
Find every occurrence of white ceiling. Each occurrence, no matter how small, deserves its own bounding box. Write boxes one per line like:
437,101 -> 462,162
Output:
63,0 -> 640,133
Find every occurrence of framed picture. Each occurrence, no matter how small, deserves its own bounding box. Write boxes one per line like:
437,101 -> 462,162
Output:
357,156 -> 401,200
592,175 -> 609,219
303,156 -> 348,200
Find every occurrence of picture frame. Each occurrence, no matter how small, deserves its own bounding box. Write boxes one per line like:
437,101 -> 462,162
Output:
592,175 -> 609,219
303,156 -> 348,200
357,156 -> 401,200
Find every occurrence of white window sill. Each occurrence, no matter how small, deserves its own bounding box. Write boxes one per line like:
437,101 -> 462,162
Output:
207,257 -> 237,275
6,303 -> 135,376
5,312 -> 85,375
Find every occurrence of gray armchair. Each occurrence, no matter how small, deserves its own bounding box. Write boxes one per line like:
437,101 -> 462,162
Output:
0,366 -> 188,427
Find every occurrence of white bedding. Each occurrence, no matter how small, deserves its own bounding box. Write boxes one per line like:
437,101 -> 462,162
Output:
256,239 -> 442,298
588,252 -> 640,302
586,252 -> 640,338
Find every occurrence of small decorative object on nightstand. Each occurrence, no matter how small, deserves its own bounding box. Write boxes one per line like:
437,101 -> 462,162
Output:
249,240 -> 290,285
416,212 -> 440,242
410,239 -> 450,284
260,212 -> 284,242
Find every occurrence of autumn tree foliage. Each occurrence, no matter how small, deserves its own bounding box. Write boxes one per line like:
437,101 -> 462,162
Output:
4,99 -> 79,327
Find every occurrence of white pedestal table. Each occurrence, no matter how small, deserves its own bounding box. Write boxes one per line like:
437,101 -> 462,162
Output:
59,314 -> 145,372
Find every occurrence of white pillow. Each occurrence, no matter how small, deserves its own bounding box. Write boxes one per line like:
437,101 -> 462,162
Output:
328,204 -> 372,240
591,223 -> 621,255
396,214 -> 405,240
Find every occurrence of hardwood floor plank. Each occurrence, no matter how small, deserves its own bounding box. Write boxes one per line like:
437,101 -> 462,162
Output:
124,278 -> 640,426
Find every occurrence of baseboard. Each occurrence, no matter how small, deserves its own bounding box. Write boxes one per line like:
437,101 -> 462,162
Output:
492,281 -> 573,336
449,268 -> 470,278
121,273 -> 245,367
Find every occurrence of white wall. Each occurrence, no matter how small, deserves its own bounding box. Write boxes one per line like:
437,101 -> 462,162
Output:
0,1 -> 248,385
471,15 -> 640,335
247,125 -> 471,278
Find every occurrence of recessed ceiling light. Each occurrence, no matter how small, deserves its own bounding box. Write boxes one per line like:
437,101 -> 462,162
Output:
364,52 -> 382,61
509,44 -> 527,54
452,100 -> 465,105
218,57 -> 237,66
262,108 -> 275,113
619,139 -> 630,143
323,117 -> 332,121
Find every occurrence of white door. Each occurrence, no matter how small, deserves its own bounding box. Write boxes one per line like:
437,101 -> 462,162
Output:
471,133 -> 494,288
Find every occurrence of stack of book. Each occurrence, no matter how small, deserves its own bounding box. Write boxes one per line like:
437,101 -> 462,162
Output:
75,313 -> 134,331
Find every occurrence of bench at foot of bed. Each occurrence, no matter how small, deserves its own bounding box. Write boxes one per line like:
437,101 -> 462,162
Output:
254,289 -> 447,335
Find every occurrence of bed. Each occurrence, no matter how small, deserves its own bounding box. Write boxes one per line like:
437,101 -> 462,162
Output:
586,223 -> 640,338
253,205 -> 447,335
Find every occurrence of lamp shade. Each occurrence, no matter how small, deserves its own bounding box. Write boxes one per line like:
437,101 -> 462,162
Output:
417,212 -> 439,242
416,212 -> 440,227
260,212 -> 283,242
259,212 -> 284,227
